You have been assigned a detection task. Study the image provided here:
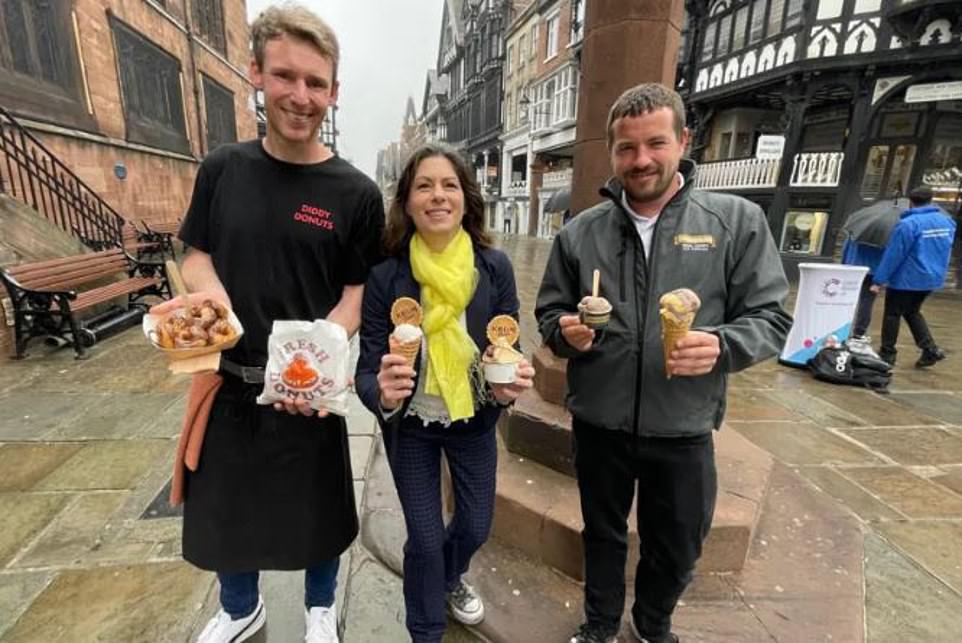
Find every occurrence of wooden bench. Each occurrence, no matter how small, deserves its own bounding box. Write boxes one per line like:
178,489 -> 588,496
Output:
73,221 -> 170,261
1,248 -> 171,359
140,219 -> 181,260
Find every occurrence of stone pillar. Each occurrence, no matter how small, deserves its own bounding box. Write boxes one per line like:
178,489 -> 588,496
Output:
571,0 -> 686,215
527,156 -> 545,237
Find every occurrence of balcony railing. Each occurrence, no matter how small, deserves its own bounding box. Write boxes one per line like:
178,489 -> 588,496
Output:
695,157 -> 780,190
695,152 -> 845,191
542,167 -> 572,189
790,152 -> 844,187
504,179 -> 528,197
0,106 -> 125,248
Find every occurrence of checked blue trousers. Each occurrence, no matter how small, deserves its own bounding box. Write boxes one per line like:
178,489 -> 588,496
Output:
382,420 -> 497,643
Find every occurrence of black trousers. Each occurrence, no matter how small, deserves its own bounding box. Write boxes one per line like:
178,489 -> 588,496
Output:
852,274 -> 877,337
880,288 -> 936,358
572,417 -> 717,638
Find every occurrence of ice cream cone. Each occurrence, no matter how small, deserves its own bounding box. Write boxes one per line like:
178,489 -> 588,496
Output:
389,335 -> 420,368
661,318 -> 691,379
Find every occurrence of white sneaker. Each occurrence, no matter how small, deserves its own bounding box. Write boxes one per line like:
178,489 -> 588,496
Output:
196,595 -> 266,643
446,579 -> 484,625
305,603 -> 338,643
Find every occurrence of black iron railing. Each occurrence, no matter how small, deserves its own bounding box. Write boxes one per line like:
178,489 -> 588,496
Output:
0,106 -> 125,249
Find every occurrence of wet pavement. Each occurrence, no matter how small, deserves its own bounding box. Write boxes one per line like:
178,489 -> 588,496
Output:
0,232 -> 960,641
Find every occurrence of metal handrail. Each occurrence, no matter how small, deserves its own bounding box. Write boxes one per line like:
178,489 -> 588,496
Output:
0,106 -> 125,249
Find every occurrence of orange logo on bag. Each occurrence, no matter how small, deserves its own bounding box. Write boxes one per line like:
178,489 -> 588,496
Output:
281,354 -> 320,389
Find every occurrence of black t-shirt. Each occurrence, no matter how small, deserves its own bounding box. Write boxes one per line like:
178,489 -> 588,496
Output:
179,140 -> 385,366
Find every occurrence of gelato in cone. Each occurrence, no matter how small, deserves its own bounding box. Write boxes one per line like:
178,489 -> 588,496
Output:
390,323 -> 422,368
659,288 -> 701,378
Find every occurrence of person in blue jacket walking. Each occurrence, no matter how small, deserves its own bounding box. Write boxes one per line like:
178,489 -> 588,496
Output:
842,237 -> 884,342
871,186 -> 957,367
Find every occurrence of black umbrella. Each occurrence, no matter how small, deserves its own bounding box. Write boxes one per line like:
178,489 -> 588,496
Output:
544,185 -> 571,213
841,198 -> 910,247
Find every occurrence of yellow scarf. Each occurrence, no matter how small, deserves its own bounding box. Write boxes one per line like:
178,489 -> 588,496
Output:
409,228 -> 478,421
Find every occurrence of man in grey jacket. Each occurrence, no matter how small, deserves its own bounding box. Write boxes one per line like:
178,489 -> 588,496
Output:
536,84 -> 791,643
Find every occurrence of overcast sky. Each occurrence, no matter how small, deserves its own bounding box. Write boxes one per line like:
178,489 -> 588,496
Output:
246,0 -> 443,178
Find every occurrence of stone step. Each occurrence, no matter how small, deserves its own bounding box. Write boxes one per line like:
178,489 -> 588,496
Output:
493,402 -> 774,578
361,433 -> 862,642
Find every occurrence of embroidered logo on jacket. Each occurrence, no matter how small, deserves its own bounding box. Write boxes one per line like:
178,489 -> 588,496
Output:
674,234 -> 715,251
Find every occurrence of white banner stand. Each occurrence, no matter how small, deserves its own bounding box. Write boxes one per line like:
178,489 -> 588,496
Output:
780,263 -> 869,367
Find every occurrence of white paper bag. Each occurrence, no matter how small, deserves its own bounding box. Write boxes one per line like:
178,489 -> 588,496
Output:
256,320 -> 351,416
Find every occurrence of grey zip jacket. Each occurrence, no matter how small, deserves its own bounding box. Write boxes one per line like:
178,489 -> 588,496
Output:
535,160 -> 792,437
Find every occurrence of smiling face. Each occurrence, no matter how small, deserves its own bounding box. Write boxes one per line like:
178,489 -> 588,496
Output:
610,107 -> 690,209
405,155 -> 466,247
250,33 -> 338,154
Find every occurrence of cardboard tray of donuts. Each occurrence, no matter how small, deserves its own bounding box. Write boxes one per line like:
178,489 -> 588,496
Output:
143,261 -> 244,374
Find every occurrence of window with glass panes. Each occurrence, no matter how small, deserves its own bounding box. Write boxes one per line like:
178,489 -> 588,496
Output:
192,0 -> 226,55
546,13 -> 560,58
701,20 -> 716,60
732,6 -> 748,51
784,0 -> 804,29
202,74 -> 236,152
111,17 -> 188,153
749,0 -> 765,43
767,0 -> 784,37
717,13 -> 732,56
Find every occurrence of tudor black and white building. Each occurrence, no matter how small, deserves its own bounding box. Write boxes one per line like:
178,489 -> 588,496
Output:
680,0 -> 962,281
432,0 -> 519,226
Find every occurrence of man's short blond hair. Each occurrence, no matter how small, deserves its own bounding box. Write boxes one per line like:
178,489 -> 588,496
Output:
251,2 -> 340,82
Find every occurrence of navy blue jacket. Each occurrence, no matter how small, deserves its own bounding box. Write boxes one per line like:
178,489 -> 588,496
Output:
873,205 -> 957,291
355,245 -> 520,431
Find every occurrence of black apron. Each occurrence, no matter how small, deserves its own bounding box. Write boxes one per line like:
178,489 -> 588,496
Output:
182,378 -> 358,572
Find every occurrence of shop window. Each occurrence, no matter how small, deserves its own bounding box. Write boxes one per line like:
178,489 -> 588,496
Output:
922,114 -> 962,192
203,74 -> 236,152
879,112 -> 919,138
781,210 -> 829,255
860,145 -> 890,199
884,145 -> 916,198
112,17 -> 189,154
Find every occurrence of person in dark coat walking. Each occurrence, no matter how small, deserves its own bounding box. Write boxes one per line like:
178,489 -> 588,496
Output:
871,186 -> 956,368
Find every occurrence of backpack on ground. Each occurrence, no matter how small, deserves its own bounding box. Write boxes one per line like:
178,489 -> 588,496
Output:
807,346 -> 892,392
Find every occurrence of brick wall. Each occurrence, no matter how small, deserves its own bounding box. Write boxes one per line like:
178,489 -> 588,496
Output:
534,0 -> 574,79
8,0 -> 256,227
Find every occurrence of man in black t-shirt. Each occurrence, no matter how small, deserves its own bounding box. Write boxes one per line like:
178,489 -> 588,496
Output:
150,6 -> 383,643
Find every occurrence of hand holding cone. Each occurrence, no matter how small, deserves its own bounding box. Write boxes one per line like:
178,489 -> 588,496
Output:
659,288 -> 701,379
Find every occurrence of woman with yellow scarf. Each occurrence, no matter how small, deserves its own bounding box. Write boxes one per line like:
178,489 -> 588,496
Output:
355,144 -> 535,643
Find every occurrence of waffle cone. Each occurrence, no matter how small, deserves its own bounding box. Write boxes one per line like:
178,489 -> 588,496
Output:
389,335 -> 420,367
661,320 -> 691,379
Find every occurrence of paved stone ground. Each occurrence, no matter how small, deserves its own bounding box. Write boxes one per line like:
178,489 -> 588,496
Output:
0,233 -> 960,641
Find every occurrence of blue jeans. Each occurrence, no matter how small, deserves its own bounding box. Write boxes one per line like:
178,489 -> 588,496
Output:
218,558 -> 340,619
